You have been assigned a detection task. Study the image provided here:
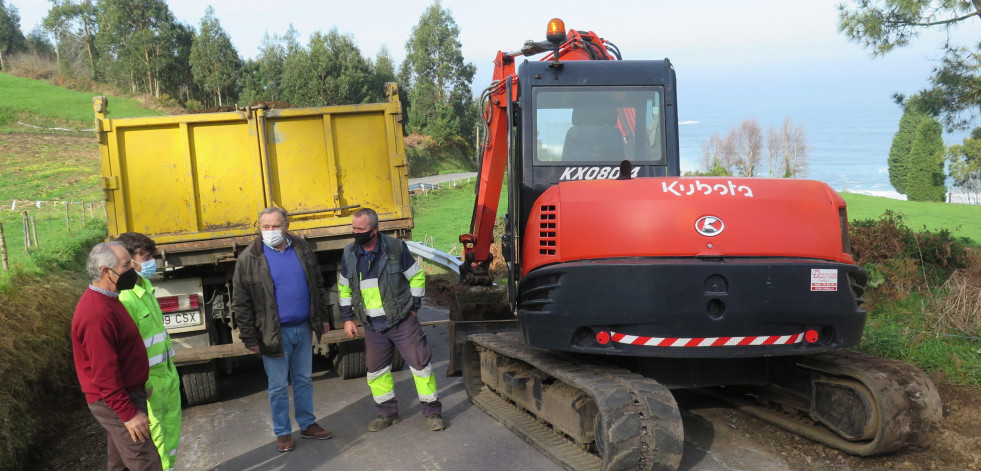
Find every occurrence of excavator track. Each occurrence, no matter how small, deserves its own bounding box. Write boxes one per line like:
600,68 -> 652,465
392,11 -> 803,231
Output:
697,350 -> 942,457
463,332 -> 684,471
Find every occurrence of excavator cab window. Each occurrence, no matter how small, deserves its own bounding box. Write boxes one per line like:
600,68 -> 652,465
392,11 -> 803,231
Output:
533,86 -> 664,164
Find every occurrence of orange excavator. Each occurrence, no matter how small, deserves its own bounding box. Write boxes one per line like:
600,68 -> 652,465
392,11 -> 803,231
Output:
448,19 -> 942,471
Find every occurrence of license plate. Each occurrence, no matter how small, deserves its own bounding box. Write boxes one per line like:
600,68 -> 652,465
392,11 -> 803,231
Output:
163,311 -> 202,328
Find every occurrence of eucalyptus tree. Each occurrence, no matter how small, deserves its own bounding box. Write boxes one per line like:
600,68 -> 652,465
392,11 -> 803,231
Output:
400,1 -> 476,146
305,28 -> 372,105
190,6 -> 241,107
95,0 -> 180,96
43,0 -> 98,76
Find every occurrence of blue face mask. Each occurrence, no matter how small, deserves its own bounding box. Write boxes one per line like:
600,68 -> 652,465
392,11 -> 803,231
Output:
138,258 -> 157,279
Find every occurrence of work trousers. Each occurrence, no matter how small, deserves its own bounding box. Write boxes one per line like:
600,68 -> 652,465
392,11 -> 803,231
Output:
261,322 -> 317,437
87,389 -> 163,471
147,360 -> 181,471
364,313 -> 441,417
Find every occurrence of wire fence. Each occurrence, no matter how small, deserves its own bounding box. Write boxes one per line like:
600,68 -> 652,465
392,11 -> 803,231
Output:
0,201 -> 106,271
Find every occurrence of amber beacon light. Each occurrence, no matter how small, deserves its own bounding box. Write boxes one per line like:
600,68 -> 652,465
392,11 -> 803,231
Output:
546,18 -> 566,44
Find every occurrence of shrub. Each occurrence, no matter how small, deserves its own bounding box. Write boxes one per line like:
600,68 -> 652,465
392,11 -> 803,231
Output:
850,211 -> 972,306
4,52 -> 58,80
404,133 -> 476,178
184,99 -> 204,113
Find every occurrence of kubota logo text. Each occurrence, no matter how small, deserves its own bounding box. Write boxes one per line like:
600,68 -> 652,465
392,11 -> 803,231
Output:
662,180 -> 754,197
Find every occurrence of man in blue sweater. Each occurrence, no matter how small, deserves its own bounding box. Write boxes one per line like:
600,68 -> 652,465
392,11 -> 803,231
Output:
232,207 -> 333,452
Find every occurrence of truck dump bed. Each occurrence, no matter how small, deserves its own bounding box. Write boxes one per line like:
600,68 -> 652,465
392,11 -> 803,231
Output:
95,84 -> 411,266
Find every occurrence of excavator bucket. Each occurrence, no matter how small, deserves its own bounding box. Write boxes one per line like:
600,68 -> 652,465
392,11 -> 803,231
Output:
446,284 -> 516,376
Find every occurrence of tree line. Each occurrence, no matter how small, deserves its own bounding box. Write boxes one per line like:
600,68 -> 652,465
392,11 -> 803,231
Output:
2,0 -> 979,196
0,0 -> 475,150
692,118 -> 809,178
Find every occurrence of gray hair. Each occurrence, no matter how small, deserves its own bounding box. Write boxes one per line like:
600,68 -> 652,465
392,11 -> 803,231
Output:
258,207 -> 289,224
86,242 -> 123,283
353,208 -> 379,228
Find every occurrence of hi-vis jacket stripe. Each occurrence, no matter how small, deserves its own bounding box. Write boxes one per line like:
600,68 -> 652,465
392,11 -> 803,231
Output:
337,260 -> 425,314
404,262 -> 425,297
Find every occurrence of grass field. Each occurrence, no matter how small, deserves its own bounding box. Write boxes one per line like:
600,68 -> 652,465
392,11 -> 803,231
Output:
842,191 -> 981,244
0,133 -> 108,287
0,73 -> 161,132
411,180 -> 507,254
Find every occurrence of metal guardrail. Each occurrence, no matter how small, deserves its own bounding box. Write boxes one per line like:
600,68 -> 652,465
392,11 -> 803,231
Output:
408,182 -> 439,192
406,240 -> 462,275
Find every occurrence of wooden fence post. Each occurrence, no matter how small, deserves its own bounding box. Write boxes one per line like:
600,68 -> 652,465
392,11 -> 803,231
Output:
0,222 -> 8,271
22,211 -> 30,252
88,202 -> 95,219
29,214 -> 38,248
102,201 -> 108,219
81,202 -> 87,226
65,202 -> 71,234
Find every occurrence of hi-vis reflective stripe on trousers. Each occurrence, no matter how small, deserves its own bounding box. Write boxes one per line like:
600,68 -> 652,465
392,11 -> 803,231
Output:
410,364 -> 438,403
367,365 -> 395,403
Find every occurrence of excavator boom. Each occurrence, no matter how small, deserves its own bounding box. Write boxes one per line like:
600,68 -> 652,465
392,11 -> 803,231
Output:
460,25 -> 620,284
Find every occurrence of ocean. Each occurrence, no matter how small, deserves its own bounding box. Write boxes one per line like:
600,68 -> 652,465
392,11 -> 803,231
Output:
675,75 -> 970,200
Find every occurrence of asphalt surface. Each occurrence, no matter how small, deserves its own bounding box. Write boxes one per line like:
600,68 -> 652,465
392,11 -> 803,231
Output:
176,304 -> 797,471
408,172 -> 477,189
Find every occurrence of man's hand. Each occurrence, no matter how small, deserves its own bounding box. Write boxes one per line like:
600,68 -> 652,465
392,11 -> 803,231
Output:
247,345 -> 260,353
124,411 -> 151,443
319,322 -> 331,343
343,320 -> 359,339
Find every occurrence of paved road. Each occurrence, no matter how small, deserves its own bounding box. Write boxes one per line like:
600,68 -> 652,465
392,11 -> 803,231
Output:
408,172 -> 477,188
176,304 -> 795,471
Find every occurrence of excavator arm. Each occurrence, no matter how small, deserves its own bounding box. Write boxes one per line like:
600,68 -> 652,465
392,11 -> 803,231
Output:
459,20 -> 620,284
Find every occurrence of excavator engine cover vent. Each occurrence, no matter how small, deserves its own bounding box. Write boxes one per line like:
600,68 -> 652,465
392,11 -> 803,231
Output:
538,205 -> 557,255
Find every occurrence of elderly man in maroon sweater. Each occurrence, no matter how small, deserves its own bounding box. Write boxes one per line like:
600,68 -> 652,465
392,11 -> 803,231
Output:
72,242 -> 162,471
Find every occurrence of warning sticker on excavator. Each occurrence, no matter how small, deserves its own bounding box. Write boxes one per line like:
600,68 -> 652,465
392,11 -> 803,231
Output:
810,269 -> 838,291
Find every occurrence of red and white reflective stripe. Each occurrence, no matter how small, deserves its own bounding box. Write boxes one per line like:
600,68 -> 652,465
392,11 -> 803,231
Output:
609,331 -> 805,347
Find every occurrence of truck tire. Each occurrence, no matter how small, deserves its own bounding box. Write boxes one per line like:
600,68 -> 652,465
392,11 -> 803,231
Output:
333,340 -> 367,379
181,360 -> 221,406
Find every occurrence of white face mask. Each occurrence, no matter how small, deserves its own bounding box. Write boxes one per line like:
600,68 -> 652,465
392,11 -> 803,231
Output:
262,230 -> 284,248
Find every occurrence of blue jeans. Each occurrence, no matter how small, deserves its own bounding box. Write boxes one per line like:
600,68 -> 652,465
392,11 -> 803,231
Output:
261,322 -> 316,437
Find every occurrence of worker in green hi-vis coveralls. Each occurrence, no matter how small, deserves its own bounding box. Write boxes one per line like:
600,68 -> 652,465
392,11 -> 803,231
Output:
116,232 -> 182,471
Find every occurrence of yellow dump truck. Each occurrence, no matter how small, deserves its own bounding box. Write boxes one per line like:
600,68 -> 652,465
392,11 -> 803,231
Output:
94,84 -> 412,405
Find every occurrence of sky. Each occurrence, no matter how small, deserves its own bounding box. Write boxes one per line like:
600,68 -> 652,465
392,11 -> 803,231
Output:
11,0 -> 968,96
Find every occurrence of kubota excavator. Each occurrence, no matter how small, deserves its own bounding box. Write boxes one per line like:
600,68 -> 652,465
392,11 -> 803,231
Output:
448,18 -> 942,471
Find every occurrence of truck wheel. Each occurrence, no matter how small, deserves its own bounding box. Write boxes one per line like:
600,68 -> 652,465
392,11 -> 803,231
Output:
181,360 -> 221,406
333,340 -> 367,379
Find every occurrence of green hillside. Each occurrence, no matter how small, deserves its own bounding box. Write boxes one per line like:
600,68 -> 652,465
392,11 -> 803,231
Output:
0,73 -> 162,132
